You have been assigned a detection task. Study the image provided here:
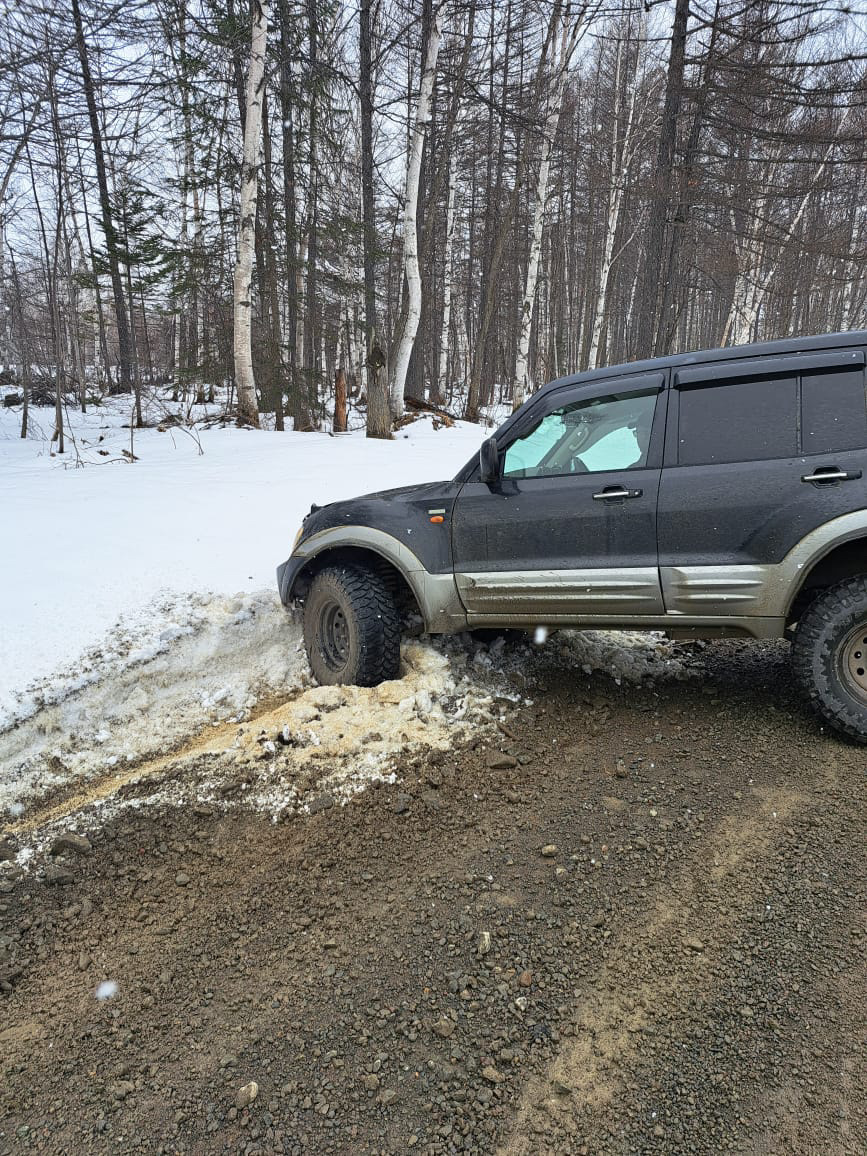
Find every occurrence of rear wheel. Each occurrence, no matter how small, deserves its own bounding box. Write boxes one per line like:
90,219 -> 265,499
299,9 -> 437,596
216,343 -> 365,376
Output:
303,564 -> 400,686
791,576 -> 867,743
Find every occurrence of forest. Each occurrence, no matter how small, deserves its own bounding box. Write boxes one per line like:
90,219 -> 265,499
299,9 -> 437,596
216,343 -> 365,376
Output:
1,0 -> 865,440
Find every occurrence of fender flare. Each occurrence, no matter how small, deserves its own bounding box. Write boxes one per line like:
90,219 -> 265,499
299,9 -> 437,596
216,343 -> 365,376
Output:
282,525 -> 467,632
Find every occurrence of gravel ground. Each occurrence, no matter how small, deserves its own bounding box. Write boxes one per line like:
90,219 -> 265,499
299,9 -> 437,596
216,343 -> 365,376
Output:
1,639 -> 865,1155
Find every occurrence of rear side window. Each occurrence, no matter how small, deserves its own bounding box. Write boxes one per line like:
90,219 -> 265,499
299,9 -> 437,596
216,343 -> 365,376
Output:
801,367 -> 867,454
678,376 -> 798,466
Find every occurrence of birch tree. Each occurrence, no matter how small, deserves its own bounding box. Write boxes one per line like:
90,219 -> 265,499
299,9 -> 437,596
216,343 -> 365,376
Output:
513,4 -> 592,410
434,143 -> 458,404
387,2 -> 445,420
233,0 -> 269,427
722,105 -> 853,347
586,14 -> 648,370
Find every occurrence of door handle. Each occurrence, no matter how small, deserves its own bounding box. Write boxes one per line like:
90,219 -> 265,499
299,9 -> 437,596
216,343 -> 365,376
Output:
592,486 -> 643,501
801,467 -> 863,486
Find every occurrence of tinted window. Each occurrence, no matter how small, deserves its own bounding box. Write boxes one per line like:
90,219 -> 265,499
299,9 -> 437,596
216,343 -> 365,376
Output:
677,376 -> 797,466
503,391 -> 657,478
801,366 -> 867,455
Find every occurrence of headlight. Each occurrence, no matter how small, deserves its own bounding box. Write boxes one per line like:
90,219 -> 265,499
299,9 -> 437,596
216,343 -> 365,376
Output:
292,526 -> 304,552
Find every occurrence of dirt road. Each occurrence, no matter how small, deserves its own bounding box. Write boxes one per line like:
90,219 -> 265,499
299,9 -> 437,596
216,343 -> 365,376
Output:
1,640 -> 865,1154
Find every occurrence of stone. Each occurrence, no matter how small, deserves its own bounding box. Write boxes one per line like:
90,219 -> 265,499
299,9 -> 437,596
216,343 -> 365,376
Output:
393,794 -> 412,815
378,1088 -> 397,1106
308,793 -> 335,814
432,1017 -> 455,1038
518,970 -> 533,988
50,832 -> 91,856
481,1066 -> 503,1084
111,1080 -> 135,1101
486,752 -> 518,770
681,936 -> 705,952
0,840 -> 14,862
477,931 -> 492,956
235,1081 -> 259,1110
360,1073 -> 379,1091
43,864 -> 75,886
540,845 -> 558,858
175,872 -> 190,886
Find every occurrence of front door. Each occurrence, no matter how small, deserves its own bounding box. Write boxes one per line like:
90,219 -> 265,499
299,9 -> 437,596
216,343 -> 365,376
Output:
452,373 -> 667,623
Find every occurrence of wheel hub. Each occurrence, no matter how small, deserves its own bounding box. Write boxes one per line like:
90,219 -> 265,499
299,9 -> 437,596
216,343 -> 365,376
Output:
840,624 -> 867,704
318,602 -> 349,670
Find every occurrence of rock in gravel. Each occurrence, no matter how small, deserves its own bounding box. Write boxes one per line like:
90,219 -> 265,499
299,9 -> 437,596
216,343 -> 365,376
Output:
393,794 -> 412,815
541,844 -> 558,858
77,952 -> 91,972
360,1073 -> 379,1091
50,832 -> 91,856
682,936 -> 705,952
432,1017 -> 455,1038
43,864 -> 75,886
477,931 -> 492,955
482,1066 -> 504,1084
111,1080 -> 135,1101
0,839 -> 14,862
518,970 -> 533,988
175,872 -> 190,886
378,1088 -> 398,1106
308,793 -> 335,814
487,752 -> 518,770
235,1081 -> 259,1110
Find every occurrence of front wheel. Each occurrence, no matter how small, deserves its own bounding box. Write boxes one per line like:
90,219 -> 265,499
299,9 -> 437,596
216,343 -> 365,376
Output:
791,576 -> 867,743
302,564 -> 401,687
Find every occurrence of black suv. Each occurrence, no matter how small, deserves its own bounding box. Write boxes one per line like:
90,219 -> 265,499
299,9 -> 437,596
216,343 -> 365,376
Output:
277,332 -> 867,742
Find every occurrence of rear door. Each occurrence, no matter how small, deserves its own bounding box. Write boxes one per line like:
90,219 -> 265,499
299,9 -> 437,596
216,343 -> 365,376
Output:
451,373 -> 668,621
658,348 -> 867,615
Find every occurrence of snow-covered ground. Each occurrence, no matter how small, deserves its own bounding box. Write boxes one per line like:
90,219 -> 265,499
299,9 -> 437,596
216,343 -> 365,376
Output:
0,395 -> 484,724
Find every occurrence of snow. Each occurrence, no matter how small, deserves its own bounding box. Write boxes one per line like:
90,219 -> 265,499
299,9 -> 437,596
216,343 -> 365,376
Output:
0,393 -> 696,846
0,396 -> 484,725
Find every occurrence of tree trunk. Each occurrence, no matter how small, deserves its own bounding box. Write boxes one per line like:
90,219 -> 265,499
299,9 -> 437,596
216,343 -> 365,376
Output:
360,0 -> 391,437
333,366 -> 347,432
633,0 -> 689,360
513,9 -> 585,409
233,0 -> 269,428
387,5 -> 445,419
70,0 -> 132,392
434,146 -> 458,405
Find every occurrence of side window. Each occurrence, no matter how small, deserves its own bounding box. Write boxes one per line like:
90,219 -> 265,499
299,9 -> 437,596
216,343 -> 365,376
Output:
677,376 -> 797,466
801,366 -> 867,455
503,390 -> 658,479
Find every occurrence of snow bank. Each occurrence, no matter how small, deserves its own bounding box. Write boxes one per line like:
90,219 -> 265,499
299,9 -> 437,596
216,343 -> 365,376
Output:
0,397 -> 484,723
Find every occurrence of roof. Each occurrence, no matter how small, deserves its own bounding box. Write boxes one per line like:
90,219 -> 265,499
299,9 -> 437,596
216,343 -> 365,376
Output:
537,330 -> 867,399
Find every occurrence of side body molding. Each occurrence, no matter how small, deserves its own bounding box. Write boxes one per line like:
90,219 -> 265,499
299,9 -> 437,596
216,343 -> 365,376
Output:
661,510 -> 867,619
283,525 -> 468,632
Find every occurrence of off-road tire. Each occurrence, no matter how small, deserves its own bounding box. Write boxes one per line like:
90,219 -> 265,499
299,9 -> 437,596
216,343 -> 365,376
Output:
792,576 -> 867,744
303,564 -> 401,687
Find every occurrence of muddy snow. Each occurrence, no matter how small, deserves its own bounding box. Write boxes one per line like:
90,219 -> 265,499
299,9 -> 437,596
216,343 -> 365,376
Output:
0,584 -> 690,864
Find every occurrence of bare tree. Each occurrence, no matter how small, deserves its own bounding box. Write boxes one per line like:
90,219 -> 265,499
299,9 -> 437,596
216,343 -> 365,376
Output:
387,2 -> 445,419
233,0 -> 270,428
